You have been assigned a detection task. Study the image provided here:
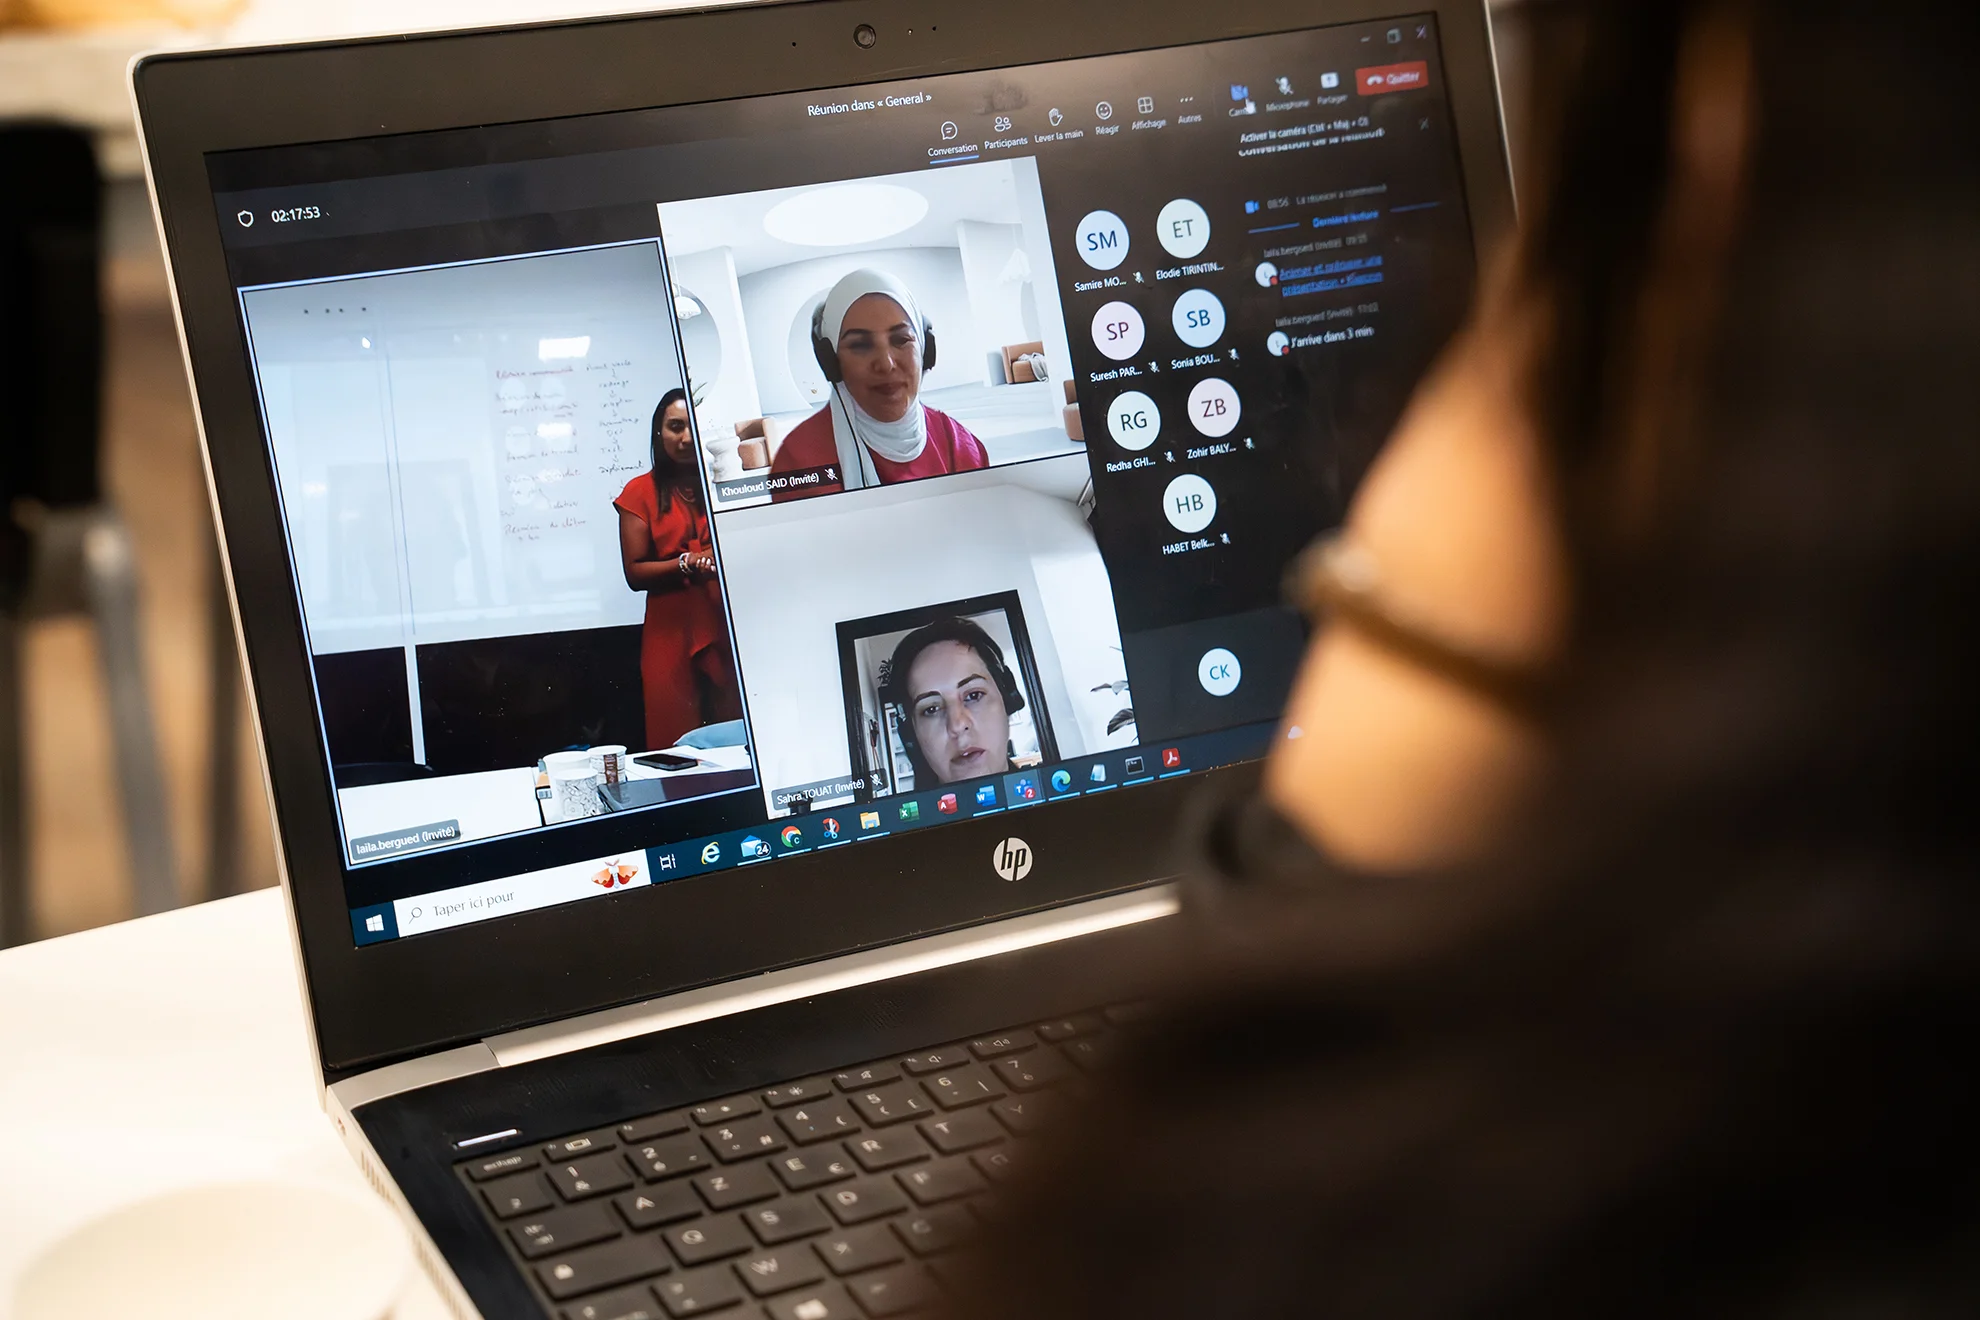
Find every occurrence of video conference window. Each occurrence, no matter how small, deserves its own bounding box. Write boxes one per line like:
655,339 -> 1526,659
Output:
838,593 -> 1058,798
658,159 -> 1083,511
238,242 -> 755,864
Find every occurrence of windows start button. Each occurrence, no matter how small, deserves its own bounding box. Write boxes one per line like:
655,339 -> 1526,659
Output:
1356,61 -> 1429,95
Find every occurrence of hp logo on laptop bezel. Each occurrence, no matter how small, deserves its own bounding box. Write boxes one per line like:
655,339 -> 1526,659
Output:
993,838 -> 1033,882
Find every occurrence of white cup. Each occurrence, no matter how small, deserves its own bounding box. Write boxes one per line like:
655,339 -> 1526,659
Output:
546,750 -> 603,820
592,744 -> 629,785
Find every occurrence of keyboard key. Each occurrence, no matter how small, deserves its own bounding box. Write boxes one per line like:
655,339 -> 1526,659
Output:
897,1159 -> 987,1206
546,1129 -> 620,1161
832,1063 -> 900,1091
891,1206 -> 972,1256
919,1064 -> 1005,1110
562,1284 -> 662,1320
777,1099 -> 861,1145
847,1130 -> 930,1173
968,1030 -> 1036,1059
811,1225 -> 903,1277
772,1147 -> 857,1192
664,1215 -> 754,1266
615,1181 -> 702,1230
464,1149 -> 537,1182
844,1263 -> 933,1317
898,1047 -> 971,1075
735,1248 -> 825,1297
692,1096 -> 763,1126
1061,1035 -> 1117,1071
766,1282 -> 858,1320
917,1110 -> 1002,1154
846,1084 -> 931,1127
819,1177 -> 908,1225
655,1265 -> 744,1317
629,1137 -> 710,1181
511,1204 -> 620,1259
972,1147 -> 1016,1183
988,1048 -> 1068,1092
990,1094 -> 1058,1136
620,1111 -> 691,1144
703,1117 -> 788,1163
549,1153 -> 635,1201
536,1234 -> 672,1300
1104,1002 -> 1150,1026
744,1197 -> 832,1245
1034,1015 -> 1102,1042
483,1170 -> 553,1219
762,1076 -> 835,1108
694,1163 -> 780,1209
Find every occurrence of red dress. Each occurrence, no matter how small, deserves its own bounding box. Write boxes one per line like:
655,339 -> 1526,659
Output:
768,405 -> 989,503
613,476 -> 740,751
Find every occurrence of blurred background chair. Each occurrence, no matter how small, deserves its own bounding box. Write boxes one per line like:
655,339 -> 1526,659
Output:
0,122 -> 186,946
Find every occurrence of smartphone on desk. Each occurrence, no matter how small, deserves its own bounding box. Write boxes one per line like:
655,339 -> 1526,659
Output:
635,751 -> 702,773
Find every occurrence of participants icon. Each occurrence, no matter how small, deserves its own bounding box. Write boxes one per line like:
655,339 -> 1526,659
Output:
1107,391 -> 1160,450
1163,473 -> 1218,534
1092,301 -> 1146,361
1187,377 -> 1242,437
1075,210 -> 1130,271
1156,199 -> 1211,260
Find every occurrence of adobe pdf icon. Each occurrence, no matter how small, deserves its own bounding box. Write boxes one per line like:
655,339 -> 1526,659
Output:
1356,60 -> 1428,94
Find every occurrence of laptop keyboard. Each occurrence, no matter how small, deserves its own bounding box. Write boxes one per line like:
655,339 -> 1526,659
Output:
456,1008 -> 1132,1319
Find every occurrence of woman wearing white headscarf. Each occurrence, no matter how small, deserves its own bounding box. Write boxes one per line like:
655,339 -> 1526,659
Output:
769,268 -> 989,503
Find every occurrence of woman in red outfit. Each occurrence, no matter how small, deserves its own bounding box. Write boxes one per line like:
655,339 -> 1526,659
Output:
615,388 -> 742,751
769,268 -> 989,502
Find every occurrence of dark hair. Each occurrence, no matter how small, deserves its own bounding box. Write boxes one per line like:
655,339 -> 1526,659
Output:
880,616 -> 1025,781
649,387 -> 695,513
951,2 -> 1980,1314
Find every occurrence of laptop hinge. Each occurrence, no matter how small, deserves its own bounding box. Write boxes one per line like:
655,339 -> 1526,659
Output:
330,887 -> 1177,1110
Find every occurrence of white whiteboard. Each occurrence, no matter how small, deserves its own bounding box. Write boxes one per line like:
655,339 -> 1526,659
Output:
241,242 -> 684,655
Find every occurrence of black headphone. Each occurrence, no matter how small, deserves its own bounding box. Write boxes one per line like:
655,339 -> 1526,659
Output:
811,293 -> 938,384
879,617 -> 1024,782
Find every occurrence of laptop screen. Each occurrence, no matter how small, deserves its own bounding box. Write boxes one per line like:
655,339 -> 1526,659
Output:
206,13 -> 1476,946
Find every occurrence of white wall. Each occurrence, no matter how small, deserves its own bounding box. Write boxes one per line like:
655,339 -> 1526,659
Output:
668,245 -> 762,439
712,456 -> 1122,812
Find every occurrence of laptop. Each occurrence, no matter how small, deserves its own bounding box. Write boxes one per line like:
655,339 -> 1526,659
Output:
133,2 -> 1512,1314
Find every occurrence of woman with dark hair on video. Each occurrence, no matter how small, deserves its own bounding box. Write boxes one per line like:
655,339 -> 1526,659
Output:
613,389 -> 741,751
882,617 -> 1020,786
943,1 -> 1980,1316
769,268 -> 989,502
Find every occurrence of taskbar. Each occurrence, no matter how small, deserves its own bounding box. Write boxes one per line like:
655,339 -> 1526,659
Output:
351,721 -> 1275,946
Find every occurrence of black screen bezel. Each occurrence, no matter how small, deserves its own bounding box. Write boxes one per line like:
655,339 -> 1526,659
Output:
134,0 -> 1514,1080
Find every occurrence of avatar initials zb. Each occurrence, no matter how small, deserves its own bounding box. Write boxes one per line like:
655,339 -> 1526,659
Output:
993,838 -> 1034,882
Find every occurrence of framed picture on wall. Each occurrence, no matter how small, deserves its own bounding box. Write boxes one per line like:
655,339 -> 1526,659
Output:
836,591 -> 1057,799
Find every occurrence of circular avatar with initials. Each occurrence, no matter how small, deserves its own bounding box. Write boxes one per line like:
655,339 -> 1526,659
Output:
1075,210 -> 1131,271
1092,301 -> 1146,361
1163,473 -> 1219,534
1172,289 -> 1227,349
1157,199 -> 1211,260
1107,391 -> 1161,450
1187,377 -> 1242,437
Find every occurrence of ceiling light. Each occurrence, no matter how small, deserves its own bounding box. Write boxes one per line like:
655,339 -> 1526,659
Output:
763,184 -> 930,248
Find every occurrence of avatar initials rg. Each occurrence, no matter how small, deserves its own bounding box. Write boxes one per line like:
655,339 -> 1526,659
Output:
993,837 -> 1033,882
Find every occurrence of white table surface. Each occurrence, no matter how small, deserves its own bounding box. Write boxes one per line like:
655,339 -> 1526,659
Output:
0,888 -> 447,1319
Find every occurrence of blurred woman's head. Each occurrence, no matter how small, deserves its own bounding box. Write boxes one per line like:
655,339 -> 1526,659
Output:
819,269 -> 928,424
955,1 -> 1980,1315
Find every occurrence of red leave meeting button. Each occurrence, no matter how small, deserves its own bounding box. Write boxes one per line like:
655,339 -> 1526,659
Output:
1356,60 -> 1429,94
